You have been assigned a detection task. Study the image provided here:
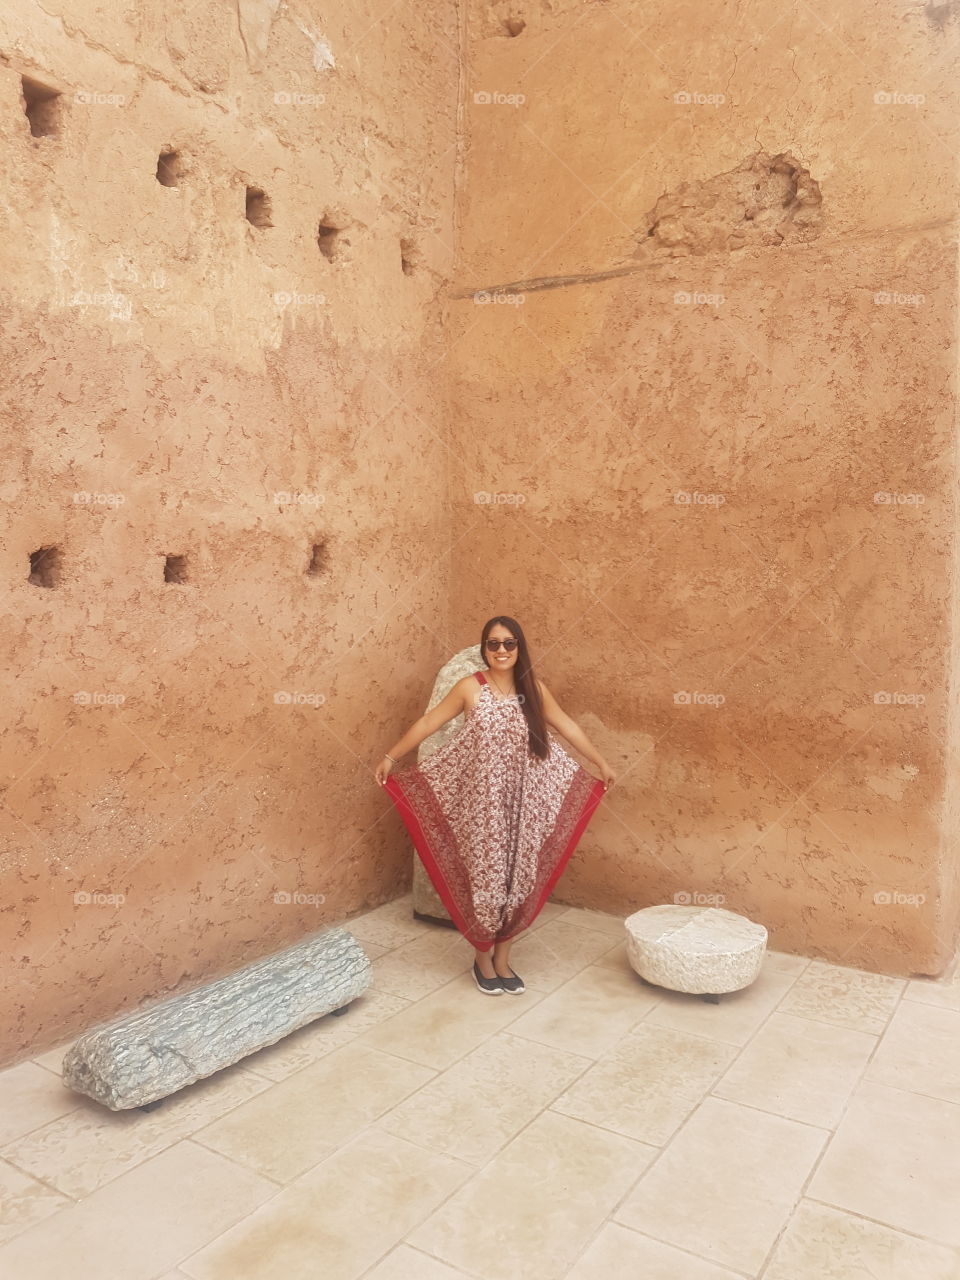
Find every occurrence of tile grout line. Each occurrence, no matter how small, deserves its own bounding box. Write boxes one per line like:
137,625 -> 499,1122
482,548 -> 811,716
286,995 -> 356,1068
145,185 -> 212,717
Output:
0,1155 -> 76,1241
752,968 -> 918,1278
700,1093 -> 835,1135
0,963 -> 776,1263
370,1017 -> 628,1184
6,901 -> 958,1273
757,1004 -> 899,1037
0,933 -> 789,1237
174,1119 -> 483,1278
0,1066 -> 278,1204
5,984 -> 430,1212
176,967 -> 617,1277
182,1133 -> 290,1189
362,948 -> 639,1093
832,1070 -> 960,1112
386,1075 -> 657,1274
801,1194 -> 960,1249
0,1109 -> 86,1184
590,958 -> 813,1265
358,1239 -> 485,1280
563,1216 -> 758,1280
170,933 -> 634,1271
360,935 -> 668,1275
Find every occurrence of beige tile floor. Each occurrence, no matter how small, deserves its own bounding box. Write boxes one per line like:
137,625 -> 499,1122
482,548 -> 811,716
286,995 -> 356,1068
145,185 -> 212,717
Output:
2,894 -> 960,1280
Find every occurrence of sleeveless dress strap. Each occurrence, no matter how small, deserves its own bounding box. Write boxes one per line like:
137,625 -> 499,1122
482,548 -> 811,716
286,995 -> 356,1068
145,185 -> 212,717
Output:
473,670 -> 487,684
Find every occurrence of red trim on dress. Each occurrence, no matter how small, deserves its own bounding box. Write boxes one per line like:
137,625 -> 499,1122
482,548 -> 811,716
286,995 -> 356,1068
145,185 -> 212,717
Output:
383,772 -> 491,947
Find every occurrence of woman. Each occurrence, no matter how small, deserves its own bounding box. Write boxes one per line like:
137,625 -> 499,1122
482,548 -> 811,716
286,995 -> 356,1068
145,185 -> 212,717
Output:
374,616 -> 615,995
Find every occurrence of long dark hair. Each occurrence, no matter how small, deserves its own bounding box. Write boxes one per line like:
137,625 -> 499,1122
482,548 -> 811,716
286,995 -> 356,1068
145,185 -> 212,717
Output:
480,616 -> 550,761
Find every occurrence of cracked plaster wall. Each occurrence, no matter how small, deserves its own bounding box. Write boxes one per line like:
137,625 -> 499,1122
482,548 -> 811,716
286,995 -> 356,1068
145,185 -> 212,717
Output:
0,0 -> 458,1065
450,0 -> 960,976
2,0 -> 959,1067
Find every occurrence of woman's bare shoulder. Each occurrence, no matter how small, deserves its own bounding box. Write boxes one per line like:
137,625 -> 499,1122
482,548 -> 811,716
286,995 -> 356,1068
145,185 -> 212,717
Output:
450,672 -> 483,688
425,675 -> 481,724
455,671 -> 484,706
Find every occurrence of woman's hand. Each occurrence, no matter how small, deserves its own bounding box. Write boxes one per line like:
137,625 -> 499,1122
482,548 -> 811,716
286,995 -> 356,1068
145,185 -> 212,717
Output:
374,756 -> 395,786
598,761 -> 616,790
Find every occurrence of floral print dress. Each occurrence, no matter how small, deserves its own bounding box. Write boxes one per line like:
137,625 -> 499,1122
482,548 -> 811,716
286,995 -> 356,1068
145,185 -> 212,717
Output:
383,670 -> 605,950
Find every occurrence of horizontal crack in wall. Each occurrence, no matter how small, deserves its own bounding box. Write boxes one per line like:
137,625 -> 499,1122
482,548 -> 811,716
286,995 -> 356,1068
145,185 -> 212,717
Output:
452,150 -> 824,298
449,265 -> 641,299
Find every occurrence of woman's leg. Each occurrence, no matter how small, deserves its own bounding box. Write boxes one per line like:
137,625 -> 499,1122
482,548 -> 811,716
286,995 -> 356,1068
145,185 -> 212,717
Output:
492,937 -> 515,978
474,945 -> 498,978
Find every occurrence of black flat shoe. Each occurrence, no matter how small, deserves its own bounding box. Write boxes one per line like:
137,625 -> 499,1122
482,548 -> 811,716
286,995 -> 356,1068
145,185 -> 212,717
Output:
495,967 -> 525,994
473,960 -> 504,995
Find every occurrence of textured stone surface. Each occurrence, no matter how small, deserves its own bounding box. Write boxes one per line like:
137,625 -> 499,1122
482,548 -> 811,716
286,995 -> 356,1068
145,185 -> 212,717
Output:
411,645 -> 483,922
638,150 -> 823,258
0,2 -> 459,1068
449,0 -> 960,976
4,0 -> 960,1087
62,927 -> 371,1109
625,906 -> 767,995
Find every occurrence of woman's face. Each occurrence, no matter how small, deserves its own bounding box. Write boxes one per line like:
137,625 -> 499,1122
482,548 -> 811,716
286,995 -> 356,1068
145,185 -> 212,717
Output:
485,624 -> 518,673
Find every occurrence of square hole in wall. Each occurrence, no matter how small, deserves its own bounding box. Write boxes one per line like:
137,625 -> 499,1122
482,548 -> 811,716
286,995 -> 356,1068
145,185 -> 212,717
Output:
21,76 -> 61,138
317,208 -> 354,262
306,540 -> 328,577
245,187 -> 273,228
28,545 -> 62,587
163,553 -> 189,584
317,221 -> 340,261
400,238 -> 420,276
156,149 -> 185,187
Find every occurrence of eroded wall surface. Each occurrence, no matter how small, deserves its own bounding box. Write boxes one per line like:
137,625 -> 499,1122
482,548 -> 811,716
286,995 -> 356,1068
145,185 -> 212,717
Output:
3,0 -> 958,1068
451,0 -> 960,974
0,2 -> 458,1064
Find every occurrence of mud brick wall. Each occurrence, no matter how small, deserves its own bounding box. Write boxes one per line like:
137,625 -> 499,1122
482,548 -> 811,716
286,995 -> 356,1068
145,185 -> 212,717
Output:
2,0 -> 959,1066
450,0 -> 960,976
0,2 -> 458,1064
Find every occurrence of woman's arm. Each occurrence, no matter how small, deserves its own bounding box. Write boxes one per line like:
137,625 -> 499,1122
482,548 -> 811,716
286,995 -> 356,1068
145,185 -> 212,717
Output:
375,678 -> 472,783
537,679 -> 615,786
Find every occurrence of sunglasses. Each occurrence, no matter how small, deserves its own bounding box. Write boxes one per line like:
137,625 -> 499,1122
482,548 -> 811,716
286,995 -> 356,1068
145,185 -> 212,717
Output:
485,638 -> 518,651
